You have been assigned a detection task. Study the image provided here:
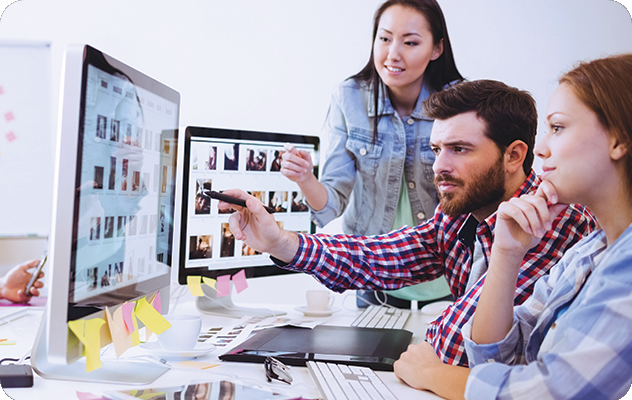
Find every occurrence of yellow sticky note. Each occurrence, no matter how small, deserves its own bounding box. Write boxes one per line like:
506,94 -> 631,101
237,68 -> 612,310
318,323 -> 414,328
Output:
202,277 -> 217,290
175,360 -> 220,370
85,318 -> 106,371
187,275 -> 204,296
68,318 -> 106,372
135,297 -> 171,335
138,393 -> 167,400
0,341 -> 16,345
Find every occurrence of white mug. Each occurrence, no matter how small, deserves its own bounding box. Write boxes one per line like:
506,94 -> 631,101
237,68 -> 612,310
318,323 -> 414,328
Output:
306,290 -> 334,312
157,314 -> 202,351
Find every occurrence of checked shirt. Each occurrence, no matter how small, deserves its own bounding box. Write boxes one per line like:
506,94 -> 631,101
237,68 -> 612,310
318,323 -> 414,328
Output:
280,170 -> 597,366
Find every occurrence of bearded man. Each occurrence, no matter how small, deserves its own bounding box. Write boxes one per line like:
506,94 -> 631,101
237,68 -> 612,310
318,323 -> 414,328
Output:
218,80 -> 597,367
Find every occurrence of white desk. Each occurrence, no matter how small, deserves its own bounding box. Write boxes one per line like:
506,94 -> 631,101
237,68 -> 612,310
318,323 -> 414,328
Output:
1,277 -> 443,400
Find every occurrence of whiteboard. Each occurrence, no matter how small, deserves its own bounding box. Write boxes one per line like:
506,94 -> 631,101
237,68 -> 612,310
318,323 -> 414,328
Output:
0,41 -> 53,237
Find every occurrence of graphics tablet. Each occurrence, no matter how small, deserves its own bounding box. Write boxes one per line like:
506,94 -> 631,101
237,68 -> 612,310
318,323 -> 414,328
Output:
219,325 -> 413,371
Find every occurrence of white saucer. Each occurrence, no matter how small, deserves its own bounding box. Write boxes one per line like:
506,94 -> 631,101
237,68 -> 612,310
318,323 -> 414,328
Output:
140,341 -> 215,360
295,306 -> 340,317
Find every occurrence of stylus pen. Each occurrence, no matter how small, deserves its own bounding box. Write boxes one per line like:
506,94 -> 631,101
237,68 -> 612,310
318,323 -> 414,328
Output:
206,190 -> 275,214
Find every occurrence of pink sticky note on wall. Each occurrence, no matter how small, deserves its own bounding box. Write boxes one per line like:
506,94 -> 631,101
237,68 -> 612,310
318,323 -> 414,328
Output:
0,86 -> 4,95
5,132 -> 16,142
4,111 -> 14,122
76,391 -> 108,400
216,275 -> 231,297
121,303 -> 136,333
232,269 -> 248,293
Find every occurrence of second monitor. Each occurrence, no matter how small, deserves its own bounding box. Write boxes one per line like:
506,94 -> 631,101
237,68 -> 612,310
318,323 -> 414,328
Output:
179,126 -> 320,317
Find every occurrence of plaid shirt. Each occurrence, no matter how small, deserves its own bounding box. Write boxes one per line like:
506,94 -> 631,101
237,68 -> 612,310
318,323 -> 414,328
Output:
284,170 -> 597,366
462,225 -> 632,399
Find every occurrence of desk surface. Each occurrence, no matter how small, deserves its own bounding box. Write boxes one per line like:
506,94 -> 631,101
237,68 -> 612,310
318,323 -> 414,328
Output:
1,284 -> 443,400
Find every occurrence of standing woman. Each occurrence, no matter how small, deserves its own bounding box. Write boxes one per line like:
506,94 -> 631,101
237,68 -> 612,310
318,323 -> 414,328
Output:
394,53 -> 632,400
282,0 -> 463,308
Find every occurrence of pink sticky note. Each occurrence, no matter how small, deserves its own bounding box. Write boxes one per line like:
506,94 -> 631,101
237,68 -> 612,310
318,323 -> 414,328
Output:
121,302 -> 136,333
0,86 -> 4,95
152,291 -> 162,313
76,391 -> 108,400
216,275 -> 231,297
5,132 -> 16,142
232,269 -> 248,293
4,111 -> 14,122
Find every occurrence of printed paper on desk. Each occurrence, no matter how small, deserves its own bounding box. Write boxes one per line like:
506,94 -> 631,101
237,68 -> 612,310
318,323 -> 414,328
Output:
103,379 -> 294,400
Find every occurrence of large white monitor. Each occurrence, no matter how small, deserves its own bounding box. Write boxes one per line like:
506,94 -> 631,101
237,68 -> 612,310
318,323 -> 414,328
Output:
178,126 -> 319,318
31,44 -> 180,384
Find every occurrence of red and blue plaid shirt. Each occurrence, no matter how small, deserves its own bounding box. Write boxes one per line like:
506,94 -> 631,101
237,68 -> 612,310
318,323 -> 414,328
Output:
283,171 -> 597,366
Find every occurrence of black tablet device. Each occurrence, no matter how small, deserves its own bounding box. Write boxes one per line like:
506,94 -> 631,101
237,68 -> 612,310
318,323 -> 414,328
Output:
219,325 -> 413,371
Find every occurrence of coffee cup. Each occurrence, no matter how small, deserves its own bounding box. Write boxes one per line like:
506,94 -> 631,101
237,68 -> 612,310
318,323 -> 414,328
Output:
306,290 -> 334,312
157,314 -> 202,352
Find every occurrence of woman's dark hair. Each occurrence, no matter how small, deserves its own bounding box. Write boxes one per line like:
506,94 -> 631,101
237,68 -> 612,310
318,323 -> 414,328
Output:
351,0 -> 463,142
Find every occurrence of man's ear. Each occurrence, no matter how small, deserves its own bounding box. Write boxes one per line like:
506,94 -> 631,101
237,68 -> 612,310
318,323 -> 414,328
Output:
504,140 -> 528,174
609,135 -> 628,161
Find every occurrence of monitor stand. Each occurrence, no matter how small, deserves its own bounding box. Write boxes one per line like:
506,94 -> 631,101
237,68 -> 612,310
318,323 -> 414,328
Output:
31,312 -> 169,385
195,282 -> 286,318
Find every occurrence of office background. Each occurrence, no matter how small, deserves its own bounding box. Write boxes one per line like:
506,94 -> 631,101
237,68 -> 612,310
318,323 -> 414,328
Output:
0,0 -> 631,274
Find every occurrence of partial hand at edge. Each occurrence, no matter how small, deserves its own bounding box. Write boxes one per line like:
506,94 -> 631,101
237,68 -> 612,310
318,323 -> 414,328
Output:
394,341 -> 468,400
0,259 -> 44,303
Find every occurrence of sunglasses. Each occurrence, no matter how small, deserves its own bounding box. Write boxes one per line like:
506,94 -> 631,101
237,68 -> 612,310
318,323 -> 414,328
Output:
264,356 -> 293,384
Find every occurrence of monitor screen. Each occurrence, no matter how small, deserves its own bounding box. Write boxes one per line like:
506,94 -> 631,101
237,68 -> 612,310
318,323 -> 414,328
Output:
32,44 -> 180,384
69,54 -> 177,310
178,126 -> 319,285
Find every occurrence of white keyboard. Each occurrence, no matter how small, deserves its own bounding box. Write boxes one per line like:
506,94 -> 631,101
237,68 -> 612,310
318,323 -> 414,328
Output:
307,361 -> 397,400
351,305 -> 410,329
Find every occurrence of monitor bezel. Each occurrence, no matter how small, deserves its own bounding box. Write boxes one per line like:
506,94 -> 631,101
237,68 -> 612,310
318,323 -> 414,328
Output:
177,126 -> 320,286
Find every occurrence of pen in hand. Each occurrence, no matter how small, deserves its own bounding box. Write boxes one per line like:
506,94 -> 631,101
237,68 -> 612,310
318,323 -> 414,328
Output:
205,190 -> 276,214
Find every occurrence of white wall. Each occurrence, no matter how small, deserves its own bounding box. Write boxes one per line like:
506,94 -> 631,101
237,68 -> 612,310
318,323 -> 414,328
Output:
0,0 -> 631,269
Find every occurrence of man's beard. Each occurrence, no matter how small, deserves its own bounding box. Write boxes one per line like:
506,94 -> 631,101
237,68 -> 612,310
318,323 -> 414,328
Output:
435,156 -> 506,218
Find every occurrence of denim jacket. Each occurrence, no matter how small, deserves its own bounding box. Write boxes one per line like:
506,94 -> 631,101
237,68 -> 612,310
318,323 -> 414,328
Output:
312,78 -> 438,235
